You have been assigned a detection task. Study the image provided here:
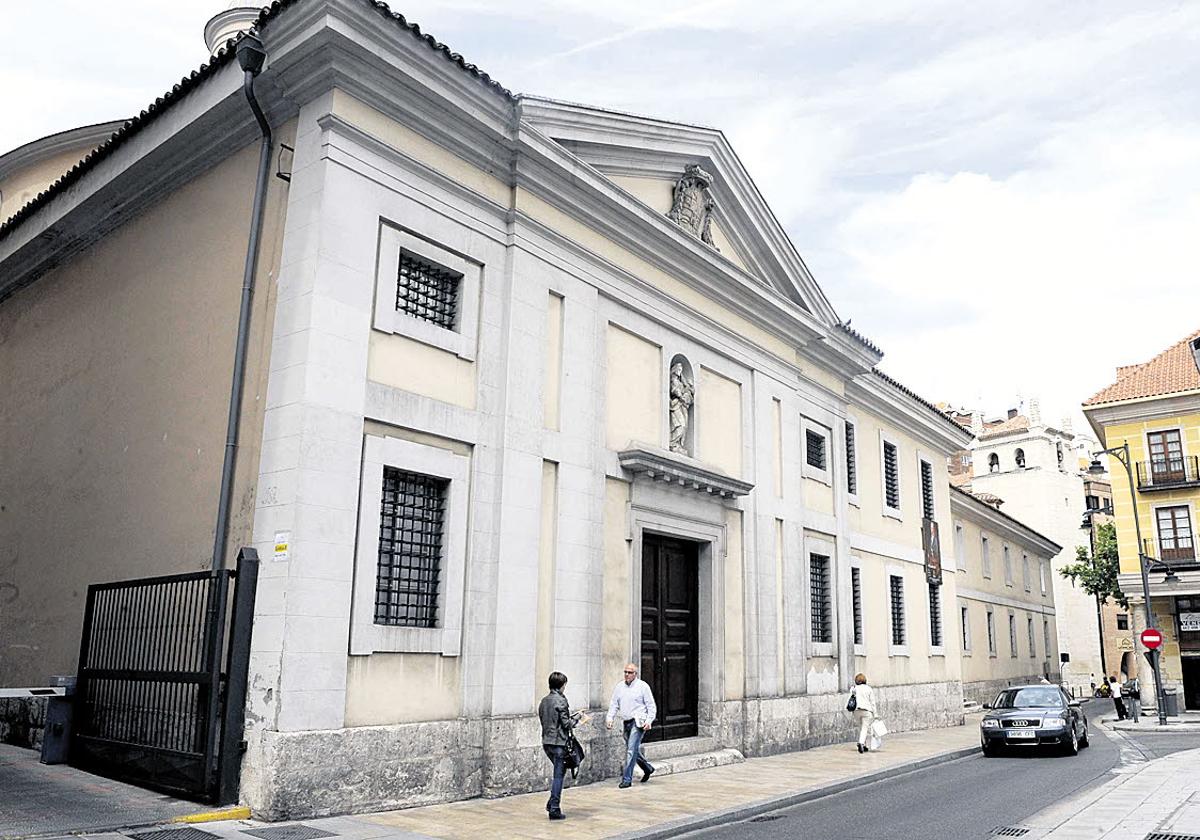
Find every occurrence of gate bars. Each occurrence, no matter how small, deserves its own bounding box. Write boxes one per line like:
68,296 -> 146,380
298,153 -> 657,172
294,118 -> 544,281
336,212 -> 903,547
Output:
72,548 -> 259,803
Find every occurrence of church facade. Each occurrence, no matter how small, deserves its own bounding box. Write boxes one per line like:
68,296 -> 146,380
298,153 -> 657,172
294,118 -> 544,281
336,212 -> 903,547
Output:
0,0 -> 974,818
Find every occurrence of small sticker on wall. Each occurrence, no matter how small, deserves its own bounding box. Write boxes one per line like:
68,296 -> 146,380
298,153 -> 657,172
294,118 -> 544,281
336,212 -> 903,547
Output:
273,531 -> 291,562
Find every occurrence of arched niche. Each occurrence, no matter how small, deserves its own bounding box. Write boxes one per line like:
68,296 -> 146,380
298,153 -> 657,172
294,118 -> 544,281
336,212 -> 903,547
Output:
668,354 -> 695,457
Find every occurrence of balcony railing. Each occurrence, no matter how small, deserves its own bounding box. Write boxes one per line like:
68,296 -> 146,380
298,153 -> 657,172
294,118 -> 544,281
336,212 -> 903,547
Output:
1136,455 -> 1200,491
1143,538 -> 1198,567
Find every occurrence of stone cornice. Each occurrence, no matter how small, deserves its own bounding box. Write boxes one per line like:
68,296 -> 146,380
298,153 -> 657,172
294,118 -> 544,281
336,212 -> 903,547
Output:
618,445 -> 754,499
847,374 -> 973,456
950,486 -> 1062,556
1084,391 -> 1200,440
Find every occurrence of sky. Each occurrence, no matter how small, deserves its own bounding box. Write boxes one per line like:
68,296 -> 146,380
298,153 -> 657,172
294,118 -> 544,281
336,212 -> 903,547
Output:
4,1 -> 1198,431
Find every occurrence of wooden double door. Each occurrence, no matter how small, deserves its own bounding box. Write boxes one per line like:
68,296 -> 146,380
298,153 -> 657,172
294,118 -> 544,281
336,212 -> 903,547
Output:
640,534 -> 699,742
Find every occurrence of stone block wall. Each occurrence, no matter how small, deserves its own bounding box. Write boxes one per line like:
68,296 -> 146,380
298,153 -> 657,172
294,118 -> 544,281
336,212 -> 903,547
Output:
0,697 -> 46,750
242,680 -> 964,819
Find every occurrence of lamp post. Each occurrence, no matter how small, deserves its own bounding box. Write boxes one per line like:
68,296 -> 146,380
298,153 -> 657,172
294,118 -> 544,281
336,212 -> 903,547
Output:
1089,443 -> 1168,725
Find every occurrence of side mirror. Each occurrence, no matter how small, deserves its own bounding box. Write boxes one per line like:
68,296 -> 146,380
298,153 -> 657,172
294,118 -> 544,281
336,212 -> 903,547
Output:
981,703 -> 991,709
1068,701 -> 1080,708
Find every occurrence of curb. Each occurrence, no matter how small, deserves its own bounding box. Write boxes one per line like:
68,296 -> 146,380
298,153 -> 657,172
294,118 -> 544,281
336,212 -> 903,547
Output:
616,743 -> 980,840
171,807 -> 252,824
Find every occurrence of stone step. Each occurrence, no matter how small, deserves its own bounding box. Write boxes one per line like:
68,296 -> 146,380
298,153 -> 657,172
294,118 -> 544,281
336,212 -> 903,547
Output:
642,735 -> 718,761
640,748 -> 745,779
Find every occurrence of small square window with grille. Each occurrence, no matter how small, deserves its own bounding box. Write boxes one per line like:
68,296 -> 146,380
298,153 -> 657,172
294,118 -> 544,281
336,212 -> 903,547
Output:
851,566 -> 863,645
810,554 -> 831,644
376,467 -> 447,628
883,441 -> 900,510
920,460 -> 934,520
806,429 -> 827,471
845,421 -> 858,495
890,574 -> 906,646
928,582 -> 942,647
396,249 -> 461,330
1117,613 -> 1129,630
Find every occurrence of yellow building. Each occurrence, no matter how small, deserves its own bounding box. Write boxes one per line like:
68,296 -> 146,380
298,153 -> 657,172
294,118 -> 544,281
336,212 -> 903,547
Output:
1084,329 -> 1200,711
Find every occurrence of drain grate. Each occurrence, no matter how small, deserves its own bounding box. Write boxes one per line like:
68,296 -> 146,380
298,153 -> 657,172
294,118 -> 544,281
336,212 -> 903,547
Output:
242,827 -> 338,840
1145,834 -> 1200,840
991,829 -> 1030,838
129,829 -> 221,840
749,814 -> 785,823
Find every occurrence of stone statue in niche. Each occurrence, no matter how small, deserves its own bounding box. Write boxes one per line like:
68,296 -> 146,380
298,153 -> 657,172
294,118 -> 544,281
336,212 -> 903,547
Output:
667,164 -> 719,250
669,361 -> 695,455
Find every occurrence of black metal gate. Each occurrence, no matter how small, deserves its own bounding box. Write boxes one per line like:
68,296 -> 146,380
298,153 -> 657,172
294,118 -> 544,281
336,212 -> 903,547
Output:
71,548 -> 259,804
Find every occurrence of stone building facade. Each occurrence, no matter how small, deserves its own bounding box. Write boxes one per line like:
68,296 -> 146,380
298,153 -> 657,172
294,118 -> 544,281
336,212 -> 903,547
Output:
949,488 -> 1061,705
0,0 -> 972,818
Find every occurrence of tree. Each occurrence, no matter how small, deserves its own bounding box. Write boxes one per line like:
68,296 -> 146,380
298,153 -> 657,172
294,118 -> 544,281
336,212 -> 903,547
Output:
1060,522 -> 1127,608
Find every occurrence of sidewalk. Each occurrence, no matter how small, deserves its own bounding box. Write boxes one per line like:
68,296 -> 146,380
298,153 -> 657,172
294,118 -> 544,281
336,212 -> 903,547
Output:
180,721 -> 979,840
1109,709 -> 1200,732
1017,745 -> 1200,838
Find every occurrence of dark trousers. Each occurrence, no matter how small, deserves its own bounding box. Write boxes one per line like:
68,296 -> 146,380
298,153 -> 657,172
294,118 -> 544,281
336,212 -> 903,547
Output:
1113,696 -> 1127,720
543,744 -> 565,813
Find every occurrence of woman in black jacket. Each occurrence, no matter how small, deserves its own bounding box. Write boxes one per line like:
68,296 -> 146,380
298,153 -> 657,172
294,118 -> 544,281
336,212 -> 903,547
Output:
538,671 -> 588,820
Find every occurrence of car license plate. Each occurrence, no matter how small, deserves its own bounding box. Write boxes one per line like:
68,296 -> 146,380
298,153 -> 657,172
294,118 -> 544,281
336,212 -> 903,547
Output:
1008,729 -> 1036,739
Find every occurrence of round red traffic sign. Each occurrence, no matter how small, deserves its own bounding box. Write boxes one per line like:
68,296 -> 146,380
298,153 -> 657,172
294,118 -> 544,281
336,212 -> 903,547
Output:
1141,628 -> 1163,650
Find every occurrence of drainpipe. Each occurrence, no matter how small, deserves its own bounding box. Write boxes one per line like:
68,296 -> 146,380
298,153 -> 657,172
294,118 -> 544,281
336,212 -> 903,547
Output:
211,34 -> 272,571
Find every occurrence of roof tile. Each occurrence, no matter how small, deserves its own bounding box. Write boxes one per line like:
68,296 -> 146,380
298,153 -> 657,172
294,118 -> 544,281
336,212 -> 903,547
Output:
1084,328 -> 1200,405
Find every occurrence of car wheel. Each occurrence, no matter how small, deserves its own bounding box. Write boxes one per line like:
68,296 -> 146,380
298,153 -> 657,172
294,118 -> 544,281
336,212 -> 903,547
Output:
981,738 -> 997,757
1063,724 -> 1079,756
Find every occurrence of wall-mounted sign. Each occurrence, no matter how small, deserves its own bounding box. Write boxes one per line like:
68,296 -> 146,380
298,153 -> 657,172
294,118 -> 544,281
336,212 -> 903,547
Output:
1180,612 -> 1200,633
922,518 -> 942,585
273,530 -> 291,562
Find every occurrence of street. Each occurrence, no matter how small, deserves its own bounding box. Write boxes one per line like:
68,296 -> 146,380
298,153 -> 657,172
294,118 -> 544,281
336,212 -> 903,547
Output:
688,719 -> 1200,840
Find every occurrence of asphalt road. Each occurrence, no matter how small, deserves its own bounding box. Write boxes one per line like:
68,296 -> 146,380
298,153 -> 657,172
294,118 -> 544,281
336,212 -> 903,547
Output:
687,720 -> 1200,840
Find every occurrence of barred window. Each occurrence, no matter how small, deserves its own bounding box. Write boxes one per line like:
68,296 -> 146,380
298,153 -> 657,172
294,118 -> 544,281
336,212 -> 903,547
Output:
889,574 -> 906,646
845,421 -> 857,495
396,249 -> 461,330
806,429 -> 827,471
961,605 -> 971,651
376,467 -> 447,628
986,610 -> 996,654
1028,617 -> 1037,658
928,582 -> 942,647
1043,619 -> 1051,654
810,554 -> 832,644
883,441 -> 900,510
851,566 -> 863,645
920,460 -> 935,520
1009,614 -> 1018,658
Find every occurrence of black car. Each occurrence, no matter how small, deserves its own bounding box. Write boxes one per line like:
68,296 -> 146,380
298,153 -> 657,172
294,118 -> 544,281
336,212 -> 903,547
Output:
979,684 -> 1089,756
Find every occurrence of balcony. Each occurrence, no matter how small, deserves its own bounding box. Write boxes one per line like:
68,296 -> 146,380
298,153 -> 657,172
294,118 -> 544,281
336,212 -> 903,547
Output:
1143,538 -> 1198,568
1136,456 -> 1200,491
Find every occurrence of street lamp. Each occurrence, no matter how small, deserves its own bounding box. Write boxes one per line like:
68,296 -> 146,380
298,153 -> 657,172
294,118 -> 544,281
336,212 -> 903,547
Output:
1088,444 -> 1169,725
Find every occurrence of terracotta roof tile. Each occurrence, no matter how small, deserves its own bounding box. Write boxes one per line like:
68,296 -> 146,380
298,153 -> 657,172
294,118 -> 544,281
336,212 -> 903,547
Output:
978,414 -> 1030,439
1084,328 -> 1200,405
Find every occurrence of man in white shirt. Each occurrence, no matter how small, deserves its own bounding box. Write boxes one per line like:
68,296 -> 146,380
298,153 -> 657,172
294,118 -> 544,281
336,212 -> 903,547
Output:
606,663 -> 657,787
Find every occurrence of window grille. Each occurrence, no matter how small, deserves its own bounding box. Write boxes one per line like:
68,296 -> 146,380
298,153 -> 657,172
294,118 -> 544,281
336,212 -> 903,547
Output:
1043,620 -> 1050,654
961,605 -> 971,650
1028,617 -> 1036,658
1009,614 -> 1018,657
396,249 -> 461,330
376,467 -> 447,628
851,566 -> 863,645
810,555 -> 831,644
928,582 -> 943,647
806,429 -> 827,471
987,610 -> 996,654
889,574 -> 906,646
920,460 -> 935,520
845,421 -> 857,495
883,441 -> 900,510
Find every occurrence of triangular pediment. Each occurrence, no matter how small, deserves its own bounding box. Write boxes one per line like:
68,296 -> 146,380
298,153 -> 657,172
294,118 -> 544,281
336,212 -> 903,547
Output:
518,97 -> 838,325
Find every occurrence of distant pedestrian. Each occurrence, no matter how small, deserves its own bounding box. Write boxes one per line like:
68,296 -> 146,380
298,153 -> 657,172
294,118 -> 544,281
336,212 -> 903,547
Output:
606,663 -> 656,787
1122,674 -> 1141,723
850,673 -> 877,753
539,671 -> 587,821
1110,676 -> 1127,720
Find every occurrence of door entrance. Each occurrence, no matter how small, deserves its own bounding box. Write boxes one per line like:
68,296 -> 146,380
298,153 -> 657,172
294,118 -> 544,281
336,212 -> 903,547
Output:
640,534 -> 699,742
1183,657 -> 1200,711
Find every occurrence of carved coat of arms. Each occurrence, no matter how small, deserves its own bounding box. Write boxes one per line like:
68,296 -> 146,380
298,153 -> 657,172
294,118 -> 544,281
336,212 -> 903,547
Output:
667,164 -> 718,250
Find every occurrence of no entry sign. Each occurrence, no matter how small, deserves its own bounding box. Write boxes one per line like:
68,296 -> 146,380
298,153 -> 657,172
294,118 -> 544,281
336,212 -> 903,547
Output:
1141,628 -> 1164,650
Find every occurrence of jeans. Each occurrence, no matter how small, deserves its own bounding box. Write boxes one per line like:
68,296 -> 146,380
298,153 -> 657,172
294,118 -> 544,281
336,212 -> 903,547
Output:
622,719 -> 655,784
543,744 -> 565,813
1128,697 -> 1141,722
1113,697 -> 1127,720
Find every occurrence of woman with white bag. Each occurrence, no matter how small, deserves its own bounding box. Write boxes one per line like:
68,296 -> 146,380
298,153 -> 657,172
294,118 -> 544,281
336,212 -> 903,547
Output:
848,673 -> 878,753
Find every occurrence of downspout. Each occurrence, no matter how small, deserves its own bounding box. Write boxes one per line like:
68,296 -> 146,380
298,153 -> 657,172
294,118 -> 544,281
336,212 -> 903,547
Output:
211,34 -> 272,571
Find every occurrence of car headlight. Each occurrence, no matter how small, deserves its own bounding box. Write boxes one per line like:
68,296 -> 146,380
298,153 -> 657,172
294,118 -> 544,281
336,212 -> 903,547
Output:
1042,717 -> 1066,728
981,719 -> 999,729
